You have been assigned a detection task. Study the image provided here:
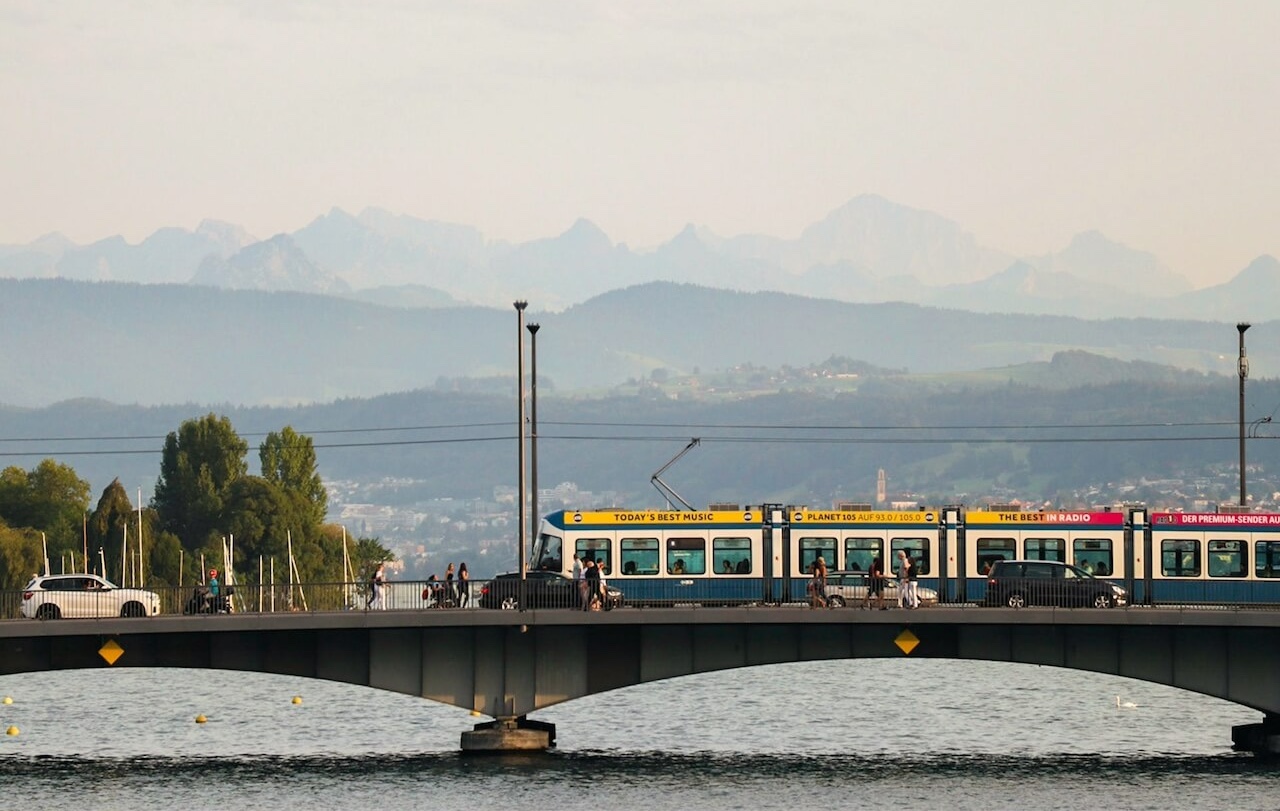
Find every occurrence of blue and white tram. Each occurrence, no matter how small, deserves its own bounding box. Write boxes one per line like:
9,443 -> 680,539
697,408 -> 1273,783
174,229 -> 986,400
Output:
787,508 -> 941,602
532,507 -> 774,605
530,506 -> 947,605
529,504 -> 1280,607
1146,512 -> 1280,603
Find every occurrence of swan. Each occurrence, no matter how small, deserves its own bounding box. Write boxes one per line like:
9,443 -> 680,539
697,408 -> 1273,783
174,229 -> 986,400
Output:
1115,695 -> 1138,709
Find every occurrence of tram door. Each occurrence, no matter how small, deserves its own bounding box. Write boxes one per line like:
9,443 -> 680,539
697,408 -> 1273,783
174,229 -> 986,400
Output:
763,504 -> 784,603
942,506 -> 963,603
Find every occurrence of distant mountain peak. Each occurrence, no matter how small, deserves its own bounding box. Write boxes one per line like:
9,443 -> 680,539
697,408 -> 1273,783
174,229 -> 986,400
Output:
192,233 -> 350,294
1232,254 -> 1280,284
561,218 -> 611,244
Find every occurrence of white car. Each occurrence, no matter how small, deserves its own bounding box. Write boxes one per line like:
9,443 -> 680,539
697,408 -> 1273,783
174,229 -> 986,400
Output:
21,573 -> 161,619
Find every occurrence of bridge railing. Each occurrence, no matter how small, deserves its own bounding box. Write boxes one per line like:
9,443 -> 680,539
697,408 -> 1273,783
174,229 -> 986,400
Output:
4,576 -> 1280,619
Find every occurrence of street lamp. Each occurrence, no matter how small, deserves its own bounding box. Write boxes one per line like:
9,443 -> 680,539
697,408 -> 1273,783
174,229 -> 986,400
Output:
1238,322 -> 1251,508
527,322 -> 540,560
515,301 -> 528,607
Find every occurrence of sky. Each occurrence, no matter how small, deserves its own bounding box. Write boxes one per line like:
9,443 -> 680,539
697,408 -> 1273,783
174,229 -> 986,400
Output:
1,0 -> 1277,288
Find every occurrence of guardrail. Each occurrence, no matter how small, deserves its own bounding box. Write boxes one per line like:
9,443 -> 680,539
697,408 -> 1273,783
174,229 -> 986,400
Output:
3,575 -> 1278,620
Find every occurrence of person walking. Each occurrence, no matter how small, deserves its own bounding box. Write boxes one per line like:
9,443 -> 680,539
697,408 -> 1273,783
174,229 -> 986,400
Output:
457,562 -> 470,608
445,562 -> 457,607
368,562 -> 386,610
896,550 -> 910,608
596,559 -> 608,609
583,558 -> 600,611
864,555 -> 886,610
810,556 -> 828,609
906,555 -> 920,609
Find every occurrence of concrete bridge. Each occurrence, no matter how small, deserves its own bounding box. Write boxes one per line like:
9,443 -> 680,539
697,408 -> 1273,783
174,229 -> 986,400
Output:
3,606 -> 1279,754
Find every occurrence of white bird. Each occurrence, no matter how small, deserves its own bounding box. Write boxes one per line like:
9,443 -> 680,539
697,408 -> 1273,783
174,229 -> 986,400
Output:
1116,695 -> 1138,709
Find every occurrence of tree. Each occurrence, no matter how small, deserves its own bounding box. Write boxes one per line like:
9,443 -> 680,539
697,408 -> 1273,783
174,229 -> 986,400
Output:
0,521 -> 43,591
259,426 -> 327,525
153,413 -> 248,549
352,535 -> 395,582
88,479 -> 135,572
0,460 -> 91,558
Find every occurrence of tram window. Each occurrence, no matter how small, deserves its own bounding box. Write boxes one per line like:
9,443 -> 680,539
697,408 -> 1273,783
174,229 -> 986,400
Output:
976,537 -> 1016,575
534,533 -> 563,571
575,537 -> 612,572
712,537 -> 752,575
798,536 -> 837,574
1025,537 -> 1065,562
1073,539 -> 1114,577
890,537 -> 931,575
844,537 -> 882,573
1161,539 -> 1201,577
1255,541 -> 1280,578
667,537 -> 707,575
1207,539 -> 1247,578
620,537 -> 659,576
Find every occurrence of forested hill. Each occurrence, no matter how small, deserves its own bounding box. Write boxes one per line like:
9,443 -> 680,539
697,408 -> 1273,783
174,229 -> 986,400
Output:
0,278 -> 1266,408
2,372 -> 1275,513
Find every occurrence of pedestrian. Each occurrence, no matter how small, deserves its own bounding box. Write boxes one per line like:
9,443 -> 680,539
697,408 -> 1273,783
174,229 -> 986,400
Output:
368,562 -> 386,610
906,555 -> 920,609
457,561 -> 470,607
810,556 -> 828,609
445,562 -> 457,607
864,555 -> 886,610
207,568 -> 221,612
572,552 -> 583,583
596,559 -> 609,609
583,558 -> 600,611
896,551 -> 910,608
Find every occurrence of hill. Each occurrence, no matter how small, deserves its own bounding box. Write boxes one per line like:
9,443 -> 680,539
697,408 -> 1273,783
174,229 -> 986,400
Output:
0,278 -> 1266,409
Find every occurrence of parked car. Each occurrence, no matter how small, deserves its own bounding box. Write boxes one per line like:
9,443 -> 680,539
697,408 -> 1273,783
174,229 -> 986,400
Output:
822,570 -> 938,608
981,560 -> 1127,608
479,571 -> 623,610
21,573 -> 162,619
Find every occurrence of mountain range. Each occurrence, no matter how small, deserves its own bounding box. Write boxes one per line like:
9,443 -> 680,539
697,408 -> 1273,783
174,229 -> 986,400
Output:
2,195 -> 1276,320
0,278 -> 1263,410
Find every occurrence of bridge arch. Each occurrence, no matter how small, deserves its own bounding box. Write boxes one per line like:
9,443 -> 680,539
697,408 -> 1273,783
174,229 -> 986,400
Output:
3,608 -> 1279,751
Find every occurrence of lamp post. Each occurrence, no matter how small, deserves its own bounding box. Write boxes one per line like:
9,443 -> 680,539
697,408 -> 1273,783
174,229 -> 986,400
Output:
1238,322 -> 1251,508
515,301 -> 528,607
527,322 -> 540,560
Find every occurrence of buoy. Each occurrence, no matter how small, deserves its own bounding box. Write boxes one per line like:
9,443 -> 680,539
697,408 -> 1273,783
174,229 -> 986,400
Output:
2,696 -> 12,705
5,726 -> 18,736
194,714 -> 207,724
291,696 -> 302,705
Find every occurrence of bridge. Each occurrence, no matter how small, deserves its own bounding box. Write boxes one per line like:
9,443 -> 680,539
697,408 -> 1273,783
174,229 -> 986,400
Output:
3,605 -> 1280,753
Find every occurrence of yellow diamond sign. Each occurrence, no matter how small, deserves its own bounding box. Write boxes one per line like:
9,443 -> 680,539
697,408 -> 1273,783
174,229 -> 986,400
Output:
894,629 -> 920,655
98,640 -> 124,666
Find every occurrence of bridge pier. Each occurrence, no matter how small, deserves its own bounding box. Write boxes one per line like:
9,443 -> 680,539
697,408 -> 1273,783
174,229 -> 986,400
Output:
460,716 -> 556,753
1232,714 -> 1280,756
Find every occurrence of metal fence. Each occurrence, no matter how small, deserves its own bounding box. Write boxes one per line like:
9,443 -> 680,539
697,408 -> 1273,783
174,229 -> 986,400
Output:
3,575 -> 1279,620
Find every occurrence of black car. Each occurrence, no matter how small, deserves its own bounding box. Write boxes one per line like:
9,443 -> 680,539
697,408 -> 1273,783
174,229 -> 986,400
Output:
982,560 -> 1127,608
479,571 -> 623,610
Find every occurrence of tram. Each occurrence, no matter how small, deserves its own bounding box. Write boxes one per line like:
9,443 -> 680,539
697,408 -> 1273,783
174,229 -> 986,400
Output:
528,504 -> 1280,606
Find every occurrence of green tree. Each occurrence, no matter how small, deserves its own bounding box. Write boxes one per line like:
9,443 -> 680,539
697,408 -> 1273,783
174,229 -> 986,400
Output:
88,478 -> 135,576
152,413 -> 248,549
0,521 -> 43,592
353,535 -> 395,582
0,460 -> 91,558
259,426 -> 327,525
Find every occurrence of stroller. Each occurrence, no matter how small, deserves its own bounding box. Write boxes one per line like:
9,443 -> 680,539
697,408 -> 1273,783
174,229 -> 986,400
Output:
183,584 -> 232,614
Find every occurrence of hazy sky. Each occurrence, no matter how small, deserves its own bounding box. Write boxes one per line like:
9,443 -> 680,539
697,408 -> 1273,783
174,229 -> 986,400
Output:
2,0 -> 1276,287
